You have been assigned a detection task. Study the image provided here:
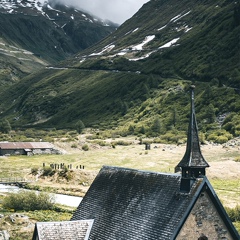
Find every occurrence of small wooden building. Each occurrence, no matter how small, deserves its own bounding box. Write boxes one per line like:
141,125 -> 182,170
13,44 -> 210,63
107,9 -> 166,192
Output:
0,142 -> 54,156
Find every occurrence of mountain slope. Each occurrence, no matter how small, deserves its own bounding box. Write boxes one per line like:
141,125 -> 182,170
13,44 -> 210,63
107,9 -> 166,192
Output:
0,0 -> 239,141
68,0 -> 240,86
0,0 -> 117,85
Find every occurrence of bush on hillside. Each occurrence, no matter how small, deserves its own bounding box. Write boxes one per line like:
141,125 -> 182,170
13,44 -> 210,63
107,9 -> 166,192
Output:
31,167 -> 39,176
206,129 -> 233,143
82,144 -> 89,151
2,191 -> 55,211
42,166 -> 56,176
58,167 -> 74,182
113,140 -> 132,146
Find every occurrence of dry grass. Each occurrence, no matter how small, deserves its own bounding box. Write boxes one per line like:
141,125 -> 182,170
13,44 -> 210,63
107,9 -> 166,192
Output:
0,137 -> 239,207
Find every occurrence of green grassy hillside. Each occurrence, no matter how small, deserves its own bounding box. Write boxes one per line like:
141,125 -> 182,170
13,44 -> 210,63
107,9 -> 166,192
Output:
0,0 -> 239,143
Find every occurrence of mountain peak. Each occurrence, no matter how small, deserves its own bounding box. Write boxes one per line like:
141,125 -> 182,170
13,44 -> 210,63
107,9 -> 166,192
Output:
0,0 -> 118,27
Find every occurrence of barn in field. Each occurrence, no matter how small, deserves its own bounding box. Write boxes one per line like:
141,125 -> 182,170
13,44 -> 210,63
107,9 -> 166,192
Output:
0,142 -> 56,156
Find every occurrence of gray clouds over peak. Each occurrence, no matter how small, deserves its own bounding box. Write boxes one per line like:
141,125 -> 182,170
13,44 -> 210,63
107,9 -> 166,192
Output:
45,0 -> 150,24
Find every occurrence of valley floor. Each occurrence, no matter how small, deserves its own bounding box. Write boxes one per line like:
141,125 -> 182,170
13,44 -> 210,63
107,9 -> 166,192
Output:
24,137 -> 240,208
0,136 -> 239,239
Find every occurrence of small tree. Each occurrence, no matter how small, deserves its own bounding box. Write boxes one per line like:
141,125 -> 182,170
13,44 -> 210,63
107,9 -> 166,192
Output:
139,125 -> 146,134
128,125 -> 135,135
121,101 -> 129,115
0,119 -> 11,134
151,117 -> 161,134
205,104 -> 216,124
75,120 -> 85,134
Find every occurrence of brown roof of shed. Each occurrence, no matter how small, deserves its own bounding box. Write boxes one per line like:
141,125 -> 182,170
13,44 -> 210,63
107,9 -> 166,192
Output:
0,142 -> 53,149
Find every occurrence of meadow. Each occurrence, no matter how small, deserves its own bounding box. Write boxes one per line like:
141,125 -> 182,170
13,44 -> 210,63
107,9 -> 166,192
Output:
0,137 -> 239,207
0,136 -> 239,238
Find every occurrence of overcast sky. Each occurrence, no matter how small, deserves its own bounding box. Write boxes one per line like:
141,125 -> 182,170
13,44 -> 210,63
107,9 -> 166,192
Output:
47,0 -> 150,24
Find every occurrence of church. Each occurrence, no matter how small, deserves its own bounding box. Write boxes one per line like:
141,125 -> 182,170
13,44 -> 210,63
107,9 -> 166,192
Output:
32,86 -> 239,239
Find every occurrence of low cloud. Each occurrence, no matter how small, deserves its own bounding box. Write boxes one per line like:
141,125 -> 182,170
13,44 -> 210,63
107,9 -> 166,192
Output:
45,0 -> 150,24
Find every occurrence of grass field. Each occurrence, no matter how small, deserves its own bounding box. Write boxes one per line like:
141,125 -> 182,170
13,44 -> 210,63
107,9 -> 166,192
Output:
0,137 -> 239,237
0,138 -> 239,206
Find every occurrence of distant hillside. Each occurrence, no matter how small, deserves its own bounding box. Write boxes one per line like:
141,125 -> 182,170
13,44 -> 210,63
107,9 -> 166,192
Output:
0,0 -> 239,143
0,0 -> 117,85
69,0 -> 240,87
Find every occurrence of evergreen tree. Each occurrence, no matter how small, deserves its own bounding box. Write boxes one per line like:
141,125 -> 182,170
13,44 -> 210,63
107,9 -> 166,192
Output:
139,125 -> 146,134
128,125 -> 135,135
75,120 -> 85,134
205,104 -> 216,124
172,108 -> 179,128
151,117 -> 161,134
121,101 -> 129,115
0,119 -> 11,134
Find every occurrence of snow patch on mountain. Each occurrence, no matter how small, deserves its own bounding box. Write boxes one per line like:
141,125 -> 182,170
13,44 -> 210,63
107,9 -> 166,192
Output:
131,35 -> 155,51
170,11 -> 191,23
89,44 -> 116,56
129,50 -> 156,61
158,25 -> 167,31
159,38 -> 180,48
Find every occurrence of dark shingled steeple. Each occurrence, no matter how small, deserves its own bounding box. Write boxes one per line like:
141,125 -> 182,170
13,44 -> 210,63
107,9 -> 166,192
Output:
176,85 -> 209,192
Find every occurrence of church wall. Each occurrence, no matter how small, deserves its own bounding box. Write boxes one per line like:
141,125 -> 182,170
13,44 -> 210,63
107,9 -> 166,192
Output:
176,190 -> 234,240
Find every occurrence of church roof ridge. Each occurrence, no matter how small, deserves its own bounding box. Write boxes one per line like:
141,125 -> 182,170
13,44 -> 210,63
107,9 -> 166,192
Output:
101,165 -> 180,176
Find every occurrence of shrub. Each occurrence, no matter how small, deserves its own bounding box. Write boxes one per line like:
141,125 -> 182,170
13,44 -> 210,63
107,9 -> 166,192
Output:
82,144 -> 89,151
153,138 -> 163,143
92,140 -> 108,146
207,130 -> 233,143
161,133 -> 179,143
2,191 -> 55,211
71,143 -> 78,148
68,131 -> 78,136
215,135 -> 228,144
113,140 -> 132,146
199,132 -> 206,144
58,167 -> 74,181
225,205 -> 240,222
234,156 -> 240,162
31,167 -> 39,176
42,166 -> 56,176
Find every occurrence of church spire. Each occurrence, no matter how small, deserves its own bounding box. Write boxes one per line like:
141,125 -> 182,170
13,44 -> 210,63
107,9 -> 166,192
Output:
176,85 -> 209,192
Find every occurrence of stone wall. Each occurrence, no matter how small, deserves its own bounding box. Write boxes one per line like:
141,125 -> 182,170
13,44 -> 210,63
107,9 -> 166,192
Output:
177,190 -> 233,240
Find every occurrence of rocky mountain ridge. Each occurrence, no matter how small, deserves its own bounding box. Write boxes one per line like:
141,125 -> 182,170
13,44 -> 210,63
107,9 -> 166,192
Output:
0,0 -> 117,85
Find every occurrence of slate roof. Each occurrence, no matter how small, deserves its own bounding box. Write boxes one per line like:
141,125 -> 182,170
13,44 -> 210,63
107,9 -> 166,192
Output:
71,166 -> 239,239
0,142 -> 53,149
71,166 -> 203,239
32,220 -> 94,240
